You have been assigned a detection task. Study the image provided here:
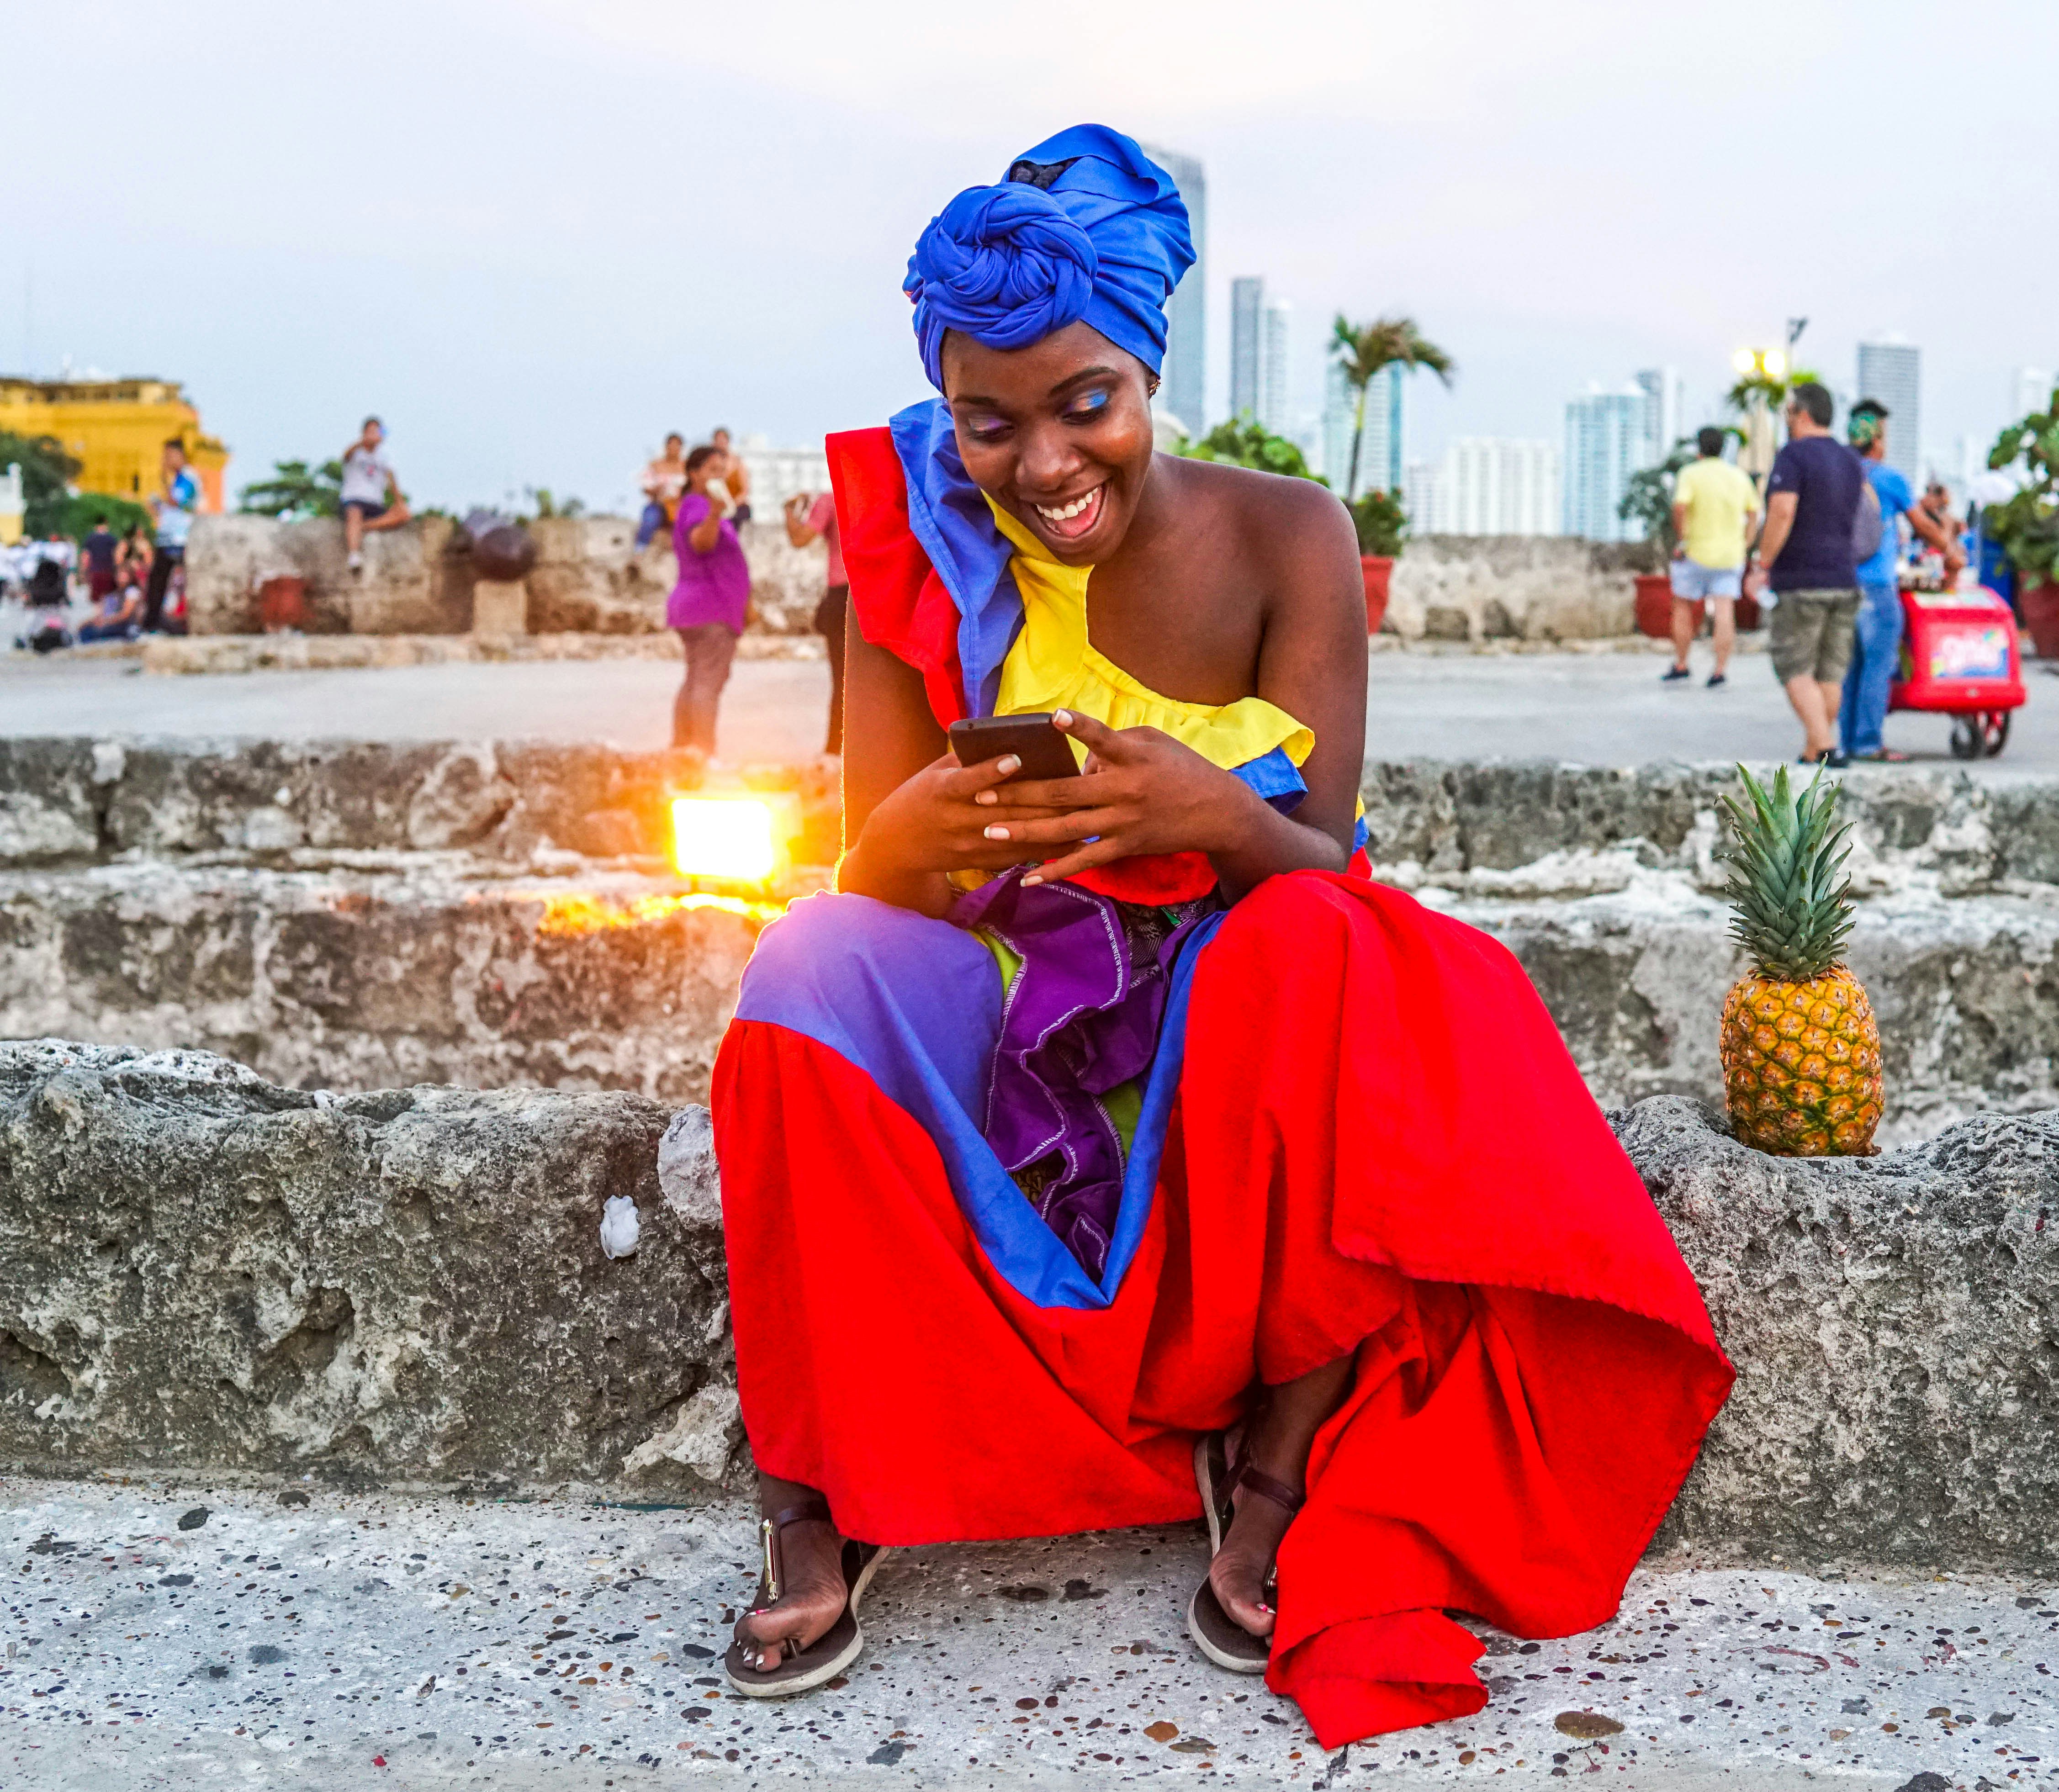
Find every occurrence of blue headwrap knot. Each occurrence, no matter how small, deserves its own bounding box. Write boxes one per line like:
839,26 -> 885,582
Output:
903,124 -> 1193,394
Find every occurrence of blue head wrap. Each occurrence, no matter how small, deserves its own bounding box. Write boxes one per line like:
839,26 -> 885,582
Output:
904,124 -> 1194,392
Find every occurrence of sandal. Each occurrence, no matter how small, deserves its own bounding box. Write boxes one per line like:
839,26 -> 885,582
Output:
723,1498 -> 892,1698
1186,1431 -> 1304,1674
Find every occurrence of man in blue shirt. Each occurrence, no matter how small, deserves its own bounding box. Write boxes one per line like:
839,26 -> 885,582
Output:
1840,400 -> 1964,761
143,438 -> 201,632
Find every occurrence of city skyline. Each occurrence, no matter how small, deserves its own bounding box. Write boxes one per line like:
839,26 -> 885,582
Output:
9,1 -> 2059,514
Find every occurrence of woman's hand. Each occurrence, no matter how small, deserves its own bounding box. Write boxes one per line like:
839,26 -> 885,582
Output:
839,748 -> 1077,911
970,710 -> 1263,886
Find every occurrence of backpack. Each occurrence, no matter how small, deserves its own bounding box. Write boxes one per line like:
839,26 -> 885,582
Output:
1852,470 -> 1884,565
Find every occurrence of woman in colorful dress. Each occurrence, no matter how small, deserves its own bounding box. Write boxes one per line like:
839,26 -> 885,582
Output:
711,125 -> 1732,1747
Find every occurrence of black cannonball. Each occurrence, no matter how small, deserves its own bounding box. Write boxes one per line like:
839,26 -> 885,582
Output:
472,524 -> 537,582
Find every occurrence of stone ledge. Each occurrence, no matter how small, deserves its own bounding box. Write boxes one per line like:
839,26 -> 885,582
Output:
140,631 -> 827,676
4,860 -> 2046,1131
1,1042 -> 2054,1570
0,865 -> 768,1104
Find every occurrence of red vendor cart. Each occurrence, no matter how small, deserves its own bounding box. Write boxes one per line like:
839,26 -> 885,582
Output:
1888,584 -> 2028,759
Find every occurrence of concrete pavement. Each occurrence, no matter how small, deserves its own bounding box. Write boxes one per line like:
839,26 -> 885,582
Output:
1,1476 -> 2051,1790
5,644 -> 2051,772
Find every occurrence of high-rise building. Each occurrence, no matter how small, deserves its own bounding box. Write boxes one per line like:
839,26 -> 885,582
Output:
1401,459 -> 1440,534
1855,338 -> 1921,484
1260,300 -> 1291,435
1438,439 -> 1562,536
1633,366 -> 1686,466
2015,366 -> 2054,421
1322,361 -> 1397,497
1142,143 -> 1205,443
1229,278 -> 1264,422
1563,384 -> 1646,541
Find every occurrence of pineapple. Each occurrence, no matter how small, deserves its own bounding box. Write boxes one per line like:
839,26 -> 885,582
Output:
1717,765 -> 1883,1156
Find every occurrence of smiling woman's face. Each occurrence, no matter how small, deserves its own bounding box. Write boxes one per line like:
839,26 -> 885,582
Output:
939,322 -> 1157,566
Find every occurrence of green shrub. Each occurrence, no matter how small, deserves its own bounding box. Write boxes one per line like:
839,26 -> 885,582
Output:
1176,420 -> 1326,485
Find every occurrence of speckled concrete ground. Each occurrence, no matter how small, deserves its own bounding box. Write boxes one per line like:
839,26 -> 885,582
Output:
1,1476 -> 2051,1790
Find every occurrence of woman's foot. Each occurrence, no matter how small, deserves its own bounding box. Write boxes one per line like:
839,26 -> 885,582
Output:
1207,1455 -> 1296,1638
1203,1353 -> 1357,1643
731,1477 -> 849,1672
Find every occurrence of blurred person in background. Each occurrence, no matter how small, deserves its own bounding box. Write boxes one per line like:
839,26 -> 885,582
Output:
1662,426 -> 1757,688
710,428 -> 752,521
339,417 -> 412,572
1840,402 -> 1965,763
1744,382 -> 1865,766
783,487 -> 848,755
637,433 -> 688,550
669,444 -> 751,756
144,439 -> 200,631
79,515 -> 119,608
1918,481 -> 1963,554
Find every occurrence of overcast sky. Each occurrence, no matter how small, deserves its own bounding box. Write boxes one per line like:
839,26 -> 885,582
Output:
10,0 -> 2056,513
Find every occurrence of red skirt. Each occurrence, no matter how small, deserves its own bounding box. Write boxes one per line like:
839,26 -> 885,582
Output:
712,870 -> 1733,1747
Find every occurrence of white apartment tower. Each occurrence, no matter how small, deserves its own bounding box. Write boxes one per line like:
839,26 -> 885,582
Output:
1260,300 -> 1291,435
1855,338 -> 1921,485
1564,385 -> 1646,542
1229,278 -> 1264,422
1438,439 -> 1562,536
1633,366 -> 1686,465
1139,143 -> 1206,443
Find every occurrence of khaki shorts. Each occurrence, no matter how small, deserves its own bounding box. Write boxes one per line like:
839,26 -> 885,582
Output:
1768,588 -> 1860,683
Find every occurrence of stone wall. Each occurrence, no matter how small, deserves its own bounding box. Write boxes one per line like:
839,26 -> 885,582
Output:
185,513 -> 826,639
3,742 -> 2054,1126
2,1040 -> 2053,1567
187,514 -> 1657,644
1384,535 -> 1662,643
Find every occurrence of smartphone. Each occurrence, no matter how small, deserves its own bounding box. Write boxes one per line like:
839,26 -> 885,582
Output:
946,712 -> 1080,781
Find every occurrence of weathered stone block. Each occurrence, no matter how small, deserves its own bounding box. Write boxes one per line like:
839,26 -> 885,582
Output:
185,515 -> 471,636
1625,1096 -> 2059,1567
0,1041 -> 2052,1566
0,1041 -> 733,1490
470,578 -> 528,636
0,867 -> 762,1102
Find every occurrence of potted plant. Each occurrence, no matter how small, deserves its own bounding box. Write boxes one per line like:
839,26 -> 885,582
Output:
1348,489 -> 1408,631
1980,392 -> 2059,657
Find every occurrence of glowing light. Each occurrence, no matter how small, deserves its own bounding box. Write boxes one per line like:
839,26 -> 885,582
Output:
671,797 -> 778,883
1732,349 -> 1756,375
1763,349 -> 1787,381
529,890 -> 785,937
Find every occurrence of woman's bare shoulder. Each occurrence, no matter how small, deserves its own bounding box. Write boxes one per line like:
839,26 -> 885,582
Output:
1157,452 -> 1354,546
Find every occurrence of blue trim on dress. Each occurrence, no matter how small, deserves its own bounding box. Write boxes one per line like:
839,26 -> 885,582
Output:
888,398 -> 1023,717
734,889 -> 1223,1311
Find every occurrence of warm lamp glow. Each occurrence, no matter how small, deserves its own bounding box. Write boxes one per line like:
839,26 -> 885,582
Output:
672,797 -> 778,883
1763,349 -> 1787,381
1732,349 -> 1756,375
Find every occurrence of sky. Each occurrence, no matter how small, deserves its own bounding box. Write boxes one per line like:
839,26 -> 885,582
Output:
9,0 -> 2058,513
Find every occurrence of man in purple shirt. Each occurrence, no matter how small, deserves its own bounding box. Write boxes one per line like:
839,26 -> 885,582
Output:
1745,382 -> 1864,766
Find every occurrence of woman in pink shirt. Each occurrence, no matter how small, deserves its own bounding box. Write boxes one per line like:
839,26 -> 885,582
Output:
783,487 -> 847,754
669,446 -> 752,755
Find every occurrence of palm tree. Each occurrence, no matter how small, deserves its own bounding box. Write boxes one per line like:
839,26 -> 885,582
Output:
1329,316 -> 1456,501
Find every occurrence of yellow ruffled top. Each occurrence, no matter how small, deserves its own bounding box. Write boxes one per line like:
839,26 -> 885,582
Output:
985,497 -> 1314,774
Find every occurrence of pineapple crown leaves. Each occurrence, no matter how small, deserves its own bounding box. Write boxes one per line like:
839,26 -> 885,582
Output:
1718,763 -> 1857,982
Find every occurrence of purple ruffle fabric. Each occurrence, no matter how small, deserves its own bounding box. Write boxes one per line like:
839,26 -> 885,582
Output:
950,868 -> 1211,1278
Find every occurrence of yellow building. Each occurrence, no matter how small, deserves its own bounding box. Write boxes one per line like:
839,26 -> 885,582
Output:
0,375 -> 231,522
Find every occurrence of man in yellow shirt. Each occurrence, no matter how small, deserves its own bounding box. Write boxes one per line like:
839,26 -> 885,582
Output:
1664,426 -> 1760,687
